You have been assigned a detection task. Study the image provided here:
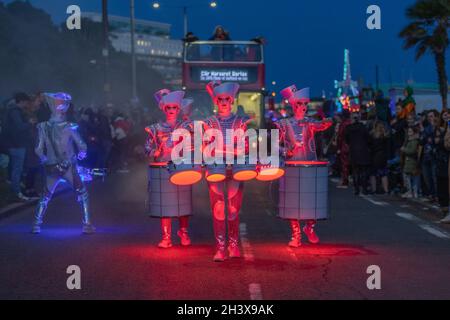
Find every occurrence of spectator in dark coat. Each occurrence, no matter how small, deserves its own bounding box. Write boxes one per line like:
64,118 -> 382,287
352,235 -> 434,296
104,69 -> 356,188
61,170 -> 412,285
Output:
345,112 -> 371,195
420,110 -> 439,199
369,121 -> 390,194
3,93 -> 33,201
34,92 -> 51,123
435,127 -> 449,209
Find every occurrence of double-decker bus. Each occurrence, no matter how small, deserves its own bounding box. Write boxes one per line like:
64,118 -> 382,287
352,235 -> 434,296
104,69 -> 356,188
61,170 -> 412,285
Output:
182,40 -> 266,127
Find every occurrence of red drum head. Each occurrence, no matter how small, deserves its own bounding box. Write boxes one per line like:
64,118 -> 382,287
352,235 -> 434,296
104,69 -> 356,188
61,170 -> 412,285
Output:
149,162 -> 168,167
285,160 -> 328,166
232,163 -> 257,182
205,164 -> 227,183
170,170 -> 202,186
256,167 -> 285,181
233,170 -> 257,181
206,173 -> 227,183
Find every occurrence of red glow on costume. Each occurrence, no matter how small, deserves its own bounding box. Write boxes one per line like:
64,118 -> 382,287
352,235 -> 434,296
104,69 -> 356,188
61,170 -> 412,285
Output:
233,170 -> 258,182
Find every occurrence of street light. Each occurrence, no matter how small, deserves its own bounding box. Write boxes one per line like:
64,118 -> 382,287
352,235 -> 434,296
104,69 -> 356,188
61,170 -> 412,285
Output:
152,1 -> 218,37
130,0 -> 137,100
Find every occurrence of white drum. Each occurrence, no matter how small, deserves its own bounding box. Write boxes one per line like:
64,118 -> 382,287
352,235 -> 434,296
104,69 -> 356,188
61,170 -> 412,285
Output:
278,161 -> 329,220
147,162 -> 193,218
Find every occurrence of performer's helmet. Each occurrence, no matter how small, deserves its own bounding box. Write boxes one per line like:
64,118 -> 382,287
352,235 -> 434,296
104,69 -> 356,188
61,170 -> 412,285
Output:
206,81 -> 240,104
44,92 -> 72,114
280,85 -> 310,106
154,89 -> 185,110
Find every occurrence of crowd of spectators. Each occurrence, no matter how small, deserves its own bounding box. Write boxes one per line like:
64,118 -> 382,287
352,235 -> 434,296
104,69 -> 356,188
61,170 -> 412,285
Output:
321,87 -> 450,222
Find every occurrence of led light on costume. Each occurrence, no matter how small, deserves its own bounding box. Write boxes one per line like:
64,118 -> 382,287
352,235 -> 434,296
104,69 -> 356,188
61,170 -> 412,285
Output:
32,92 -> 95,234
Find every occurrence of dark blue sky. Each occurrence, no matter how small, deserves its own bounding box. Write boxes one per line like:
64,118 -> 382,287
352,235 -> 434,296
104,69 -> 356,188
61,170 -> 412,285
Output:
7,0 -> 443,96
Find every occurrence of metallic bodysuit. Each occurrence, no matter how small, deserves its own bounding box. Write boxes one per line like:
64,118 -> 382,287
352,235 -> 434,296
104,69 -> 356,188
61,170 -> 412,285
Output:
277,117 -> 331,161
33,115 -> 92,230
145,120 -> 188,162
203,114 -> 250,254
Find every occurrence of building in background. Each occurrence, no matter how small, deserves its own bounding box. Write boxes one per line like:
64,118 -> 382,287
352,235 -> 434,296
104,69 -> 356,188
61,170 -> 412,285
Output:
83,12 -> 183,88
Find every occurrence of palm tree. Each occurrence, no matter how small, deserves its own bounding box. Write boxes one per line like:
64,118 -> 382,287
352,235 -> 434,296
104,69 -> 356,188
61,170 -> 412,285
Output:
399,0 -> 450,110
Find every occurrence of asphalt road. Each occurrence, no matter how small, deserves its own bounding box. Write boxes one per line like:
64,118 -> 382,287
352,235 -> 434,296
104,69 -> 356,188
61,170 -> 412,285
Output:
1,164 -> 450,300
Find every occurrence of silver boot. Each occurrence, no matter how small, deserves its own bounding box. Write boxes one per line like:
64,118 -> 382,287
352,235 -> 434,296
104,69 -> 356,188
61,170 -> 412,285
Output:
77,188 -> 96,234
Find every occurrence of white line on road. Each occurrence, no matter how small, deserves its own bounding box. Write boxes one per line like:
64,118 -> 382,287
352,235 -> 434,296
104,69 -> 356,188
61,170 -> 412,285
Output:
396,212 -> 450,240
249,283 -> 263,300
361,195 -> 388,206
395,212 -> 421,222
419,225 -> 450,239
265,209 -> 273,216
239,223 -> 255,261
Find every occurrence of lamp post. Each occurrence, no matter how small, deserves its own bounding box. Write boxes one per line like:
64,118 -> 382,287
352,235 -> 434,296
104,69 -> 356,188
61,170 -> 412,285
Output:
102,0 -> 110,102
130,0 -> 137,100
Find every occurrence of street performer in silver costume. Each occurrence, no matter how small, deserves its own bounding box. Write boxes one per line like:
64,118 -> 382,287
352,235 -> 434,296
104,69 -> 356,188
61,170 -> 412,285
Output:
204,81 -> 252,262
32,92 -> 95,234
277,85 -> 332,247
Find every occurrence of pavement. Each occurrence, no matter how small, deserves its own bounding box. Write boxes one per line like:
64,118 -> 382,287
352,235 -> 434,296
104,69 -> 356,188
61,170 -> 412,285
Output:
1,164 -> 450,300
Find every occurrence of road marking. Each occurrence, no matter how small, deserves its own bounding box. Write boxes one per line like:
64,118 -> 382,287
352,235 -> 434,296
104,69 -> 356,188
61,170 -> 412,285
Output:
330,178 -> 340,184
419,225 -> 450,239
361,195 -> 388,206
396,212 -> 450,239
249,283 -> 263,300
239,223 -> 255,261
395,212 -> 421,222
400,204 -> 411,208
265,209 -> 274,216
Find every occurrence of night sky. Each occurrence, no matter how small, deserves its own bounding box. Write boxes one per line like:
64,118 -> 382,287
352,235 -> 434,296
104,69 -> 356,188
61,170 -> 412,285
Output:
5,0 -> 442,96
